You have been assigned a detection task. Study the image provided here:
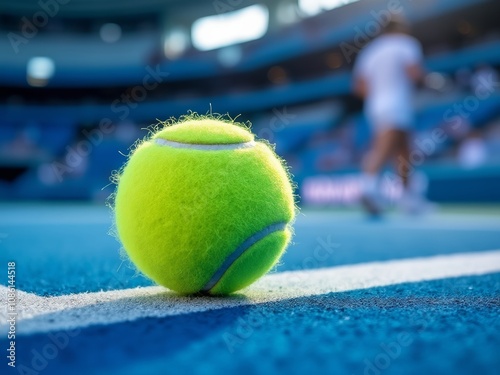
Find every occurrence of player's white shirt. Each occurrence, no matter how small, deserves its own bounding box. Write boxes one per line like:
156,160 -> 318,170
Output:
354,33 -> 423,129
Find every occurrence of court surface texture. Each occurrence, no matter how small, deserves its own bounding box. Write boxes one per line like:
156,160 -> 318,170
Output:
0,203 -> 499,375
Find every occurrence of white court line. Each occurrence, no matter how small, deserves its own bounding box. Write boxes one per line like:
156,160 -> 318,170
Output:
1,250 -> 499,336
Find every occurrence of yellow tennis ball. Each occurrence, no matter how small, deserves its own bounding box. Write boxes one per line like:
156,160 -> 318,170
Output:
114,116 -> 295,295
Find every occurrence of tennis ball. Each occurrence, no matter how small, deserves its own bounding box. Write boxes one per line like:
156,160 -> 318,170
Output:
114,116 -> 295,295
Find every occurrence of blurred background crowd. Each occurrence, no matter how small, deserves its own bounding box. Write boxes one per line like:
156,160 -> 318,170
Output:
0,0 -> 499,205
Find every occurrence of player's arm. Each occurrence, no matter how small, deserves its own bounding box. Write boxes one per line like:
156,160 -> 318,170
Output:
405,39 -> 425,84
406,63 -> 424,84
353,75 -> 368,99
352,51 -> 368,98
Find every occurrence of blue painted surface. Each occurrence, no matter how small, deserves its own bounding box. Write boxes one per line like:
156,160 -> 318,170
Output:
0,204 -> 499,374
2,274 -> 499,375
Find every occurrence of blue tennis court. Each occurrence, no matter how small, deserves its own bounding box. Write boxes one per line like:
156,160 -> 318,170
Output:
1,204 -> 499,375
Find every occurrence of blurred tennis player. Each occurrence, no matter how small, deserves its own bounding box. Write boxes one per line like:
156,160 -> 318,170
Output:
353,17 -> 427,215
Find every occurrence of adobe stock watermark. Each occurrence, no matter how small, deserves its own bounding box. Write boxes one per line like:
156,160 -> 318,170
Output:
221,236 -> 338,353
257,107 -> 296,143
213,0 -> 244,14
362,332 -> 413,375
442,73 -> 499,126
0,304 -> 40,323
6,262 -> 16,369
8,0 -> 71,54
340,0 -> 408,63
287,235 -> 339,282
361,315 -> 429,375
222,310 -> 266,354
384,72 -> 499,188
16,328 -> 81,374
51,65 -> 169,182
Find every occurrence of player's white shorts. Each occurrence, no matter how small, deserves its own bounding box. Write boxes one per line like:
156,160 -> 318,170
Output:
366,107 -> 414,132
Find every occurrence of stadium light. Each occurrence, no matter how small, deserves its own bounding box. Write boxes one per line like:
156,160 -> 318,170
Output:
192,4 -> 269,51
164,28 -> 190,59
26,57 -> 55,87
276,0 -> 302,25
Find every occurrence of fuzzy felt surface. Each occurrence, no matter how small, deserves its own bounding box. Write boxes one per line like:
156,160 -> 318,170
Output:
114,119 -> 295,295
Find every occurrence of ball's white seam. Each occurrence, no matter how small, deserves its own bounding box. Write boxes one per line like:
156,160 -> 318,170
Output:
154,138 -> 256,151
201,222 -> 289,293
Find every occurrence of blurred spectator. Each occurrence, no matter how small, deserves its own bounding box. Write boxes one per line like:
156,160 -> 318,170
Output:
471,64 -> 499,94
457,131 -> 487,169
484,118 -> 500,162
455,67 -> 473,92
0,123 -> 49,163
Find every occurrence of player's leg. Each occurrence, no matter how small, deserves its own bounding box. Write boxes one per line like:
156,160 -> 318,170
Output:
393,130 -> 435,214
360,128 -> 400,215
393,129 -> 411,188
364,129 -> 401,176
